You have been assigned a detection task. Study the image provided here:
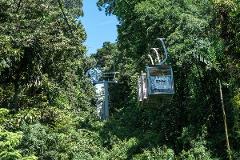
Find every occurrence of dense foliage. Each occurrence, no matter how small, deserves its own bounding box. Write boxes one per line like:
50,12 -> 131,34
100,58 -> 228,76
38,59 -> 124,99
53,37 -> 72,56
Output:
95,0 -> 240,159
0,0 -> 99,159
0,0 -> 239,160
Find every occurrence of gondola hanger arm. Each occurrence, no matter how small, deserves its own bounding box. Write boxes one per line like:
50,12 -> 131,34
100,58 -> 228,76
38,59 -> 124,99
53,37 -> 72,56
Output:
157,38 -> 168,65
151,48 -> 160,64
148,54 -> 154,65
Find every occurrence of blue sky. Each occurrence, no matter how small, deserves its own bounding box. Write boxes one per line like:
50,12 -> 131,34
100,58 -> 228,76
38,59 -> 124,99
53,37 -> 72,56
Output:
81,0 -> 118,54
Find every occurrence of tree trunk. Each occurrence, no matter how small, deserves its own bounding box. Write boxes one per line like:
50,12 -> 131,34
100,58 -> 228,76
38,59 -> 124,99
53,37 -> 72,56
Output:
219,79 -> 232,160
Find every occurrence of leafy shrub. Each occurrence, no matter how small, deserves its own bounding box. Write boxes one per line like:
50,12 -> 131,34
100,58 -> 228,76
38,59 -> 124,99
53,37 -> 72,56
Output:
133,146 -> 175,160
0,108 -> 37,160
178,126 -> 217,160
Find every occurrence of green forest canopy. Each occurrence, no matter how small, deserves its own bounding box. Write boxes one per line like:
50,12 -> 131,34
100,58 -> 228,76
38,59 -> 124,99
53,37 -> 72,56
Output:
0,0 -> 240,159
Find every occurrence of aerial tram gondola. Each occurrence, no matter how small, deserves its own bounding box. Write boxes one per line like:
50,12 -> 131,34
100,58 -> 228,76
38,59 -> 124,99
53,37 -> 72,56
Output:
138,38 -> 174,102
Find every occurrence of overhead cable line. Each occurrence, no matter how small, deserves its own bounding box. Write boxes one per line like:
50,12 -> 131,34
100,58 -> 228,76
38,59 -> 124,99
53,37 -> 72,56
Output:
57,0 -> 74,37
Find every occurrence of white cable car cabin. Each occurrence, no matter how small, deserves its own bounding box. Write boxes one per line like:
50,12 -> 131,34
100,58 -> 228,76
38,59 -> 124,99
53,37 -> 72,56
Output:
138,38 -> 174,102
138,72 -> 148,102
147,38 -> 174,95
146,64 -> 174,95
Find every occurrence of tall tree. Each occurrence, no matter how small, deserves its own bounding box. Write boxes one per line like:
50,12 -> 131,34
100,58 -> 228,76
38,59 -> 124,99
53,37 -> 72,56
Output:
0,0 -> 98,159
92,42 -> 119,71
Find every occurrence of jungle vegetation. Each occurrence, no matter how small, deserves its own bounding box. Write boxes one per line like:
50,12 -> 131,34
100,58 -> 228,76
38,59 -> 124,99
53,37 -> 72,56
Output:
0,0 -> 240,159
